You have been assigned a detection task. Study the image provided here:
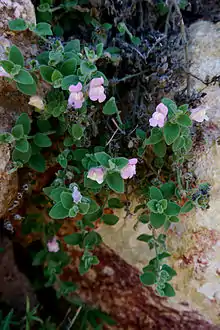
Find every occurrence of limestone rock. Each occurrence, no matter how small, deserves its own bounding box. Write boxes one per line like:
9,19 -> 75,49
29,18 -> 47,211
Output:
0,0 -> 36,31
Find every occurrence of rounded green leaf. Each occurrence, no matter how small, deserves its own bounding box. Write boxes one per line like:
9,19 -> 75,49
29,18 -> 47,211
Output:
94,152 -> 111,167
34,23 -> 53,36
137,234 -> 153,243
64,39 -> 80,53
106,172 -> 124,193
108,198 -> 124,209
103,97 -> 118,115
140,271 -> 156,286
8,19 -> 27,31
49,201 -> 69,219
172,136 -> 185,152
150,212 -> 166,229
180,200 -> 194,214
16,113 -> 31,135
164,202 -> 181,216
61,191 -> 73,210
12,144 -> 32,163
12,124 -> 24,139
15,138 -> 29,153
60,58 -> 77,76
150,186 -> 163,201
40,65 -> 54,83
14,69 -> 34,85
153,140 -> 166,157
163,123 -> 180,145
169,216 -> 179,223
71,124 -> 83,140
87,199 -> 100,215
16,81 -> 37,96
176,114 -> 192,127
144,128 -> 163,145
61,75 -> 78,90
28,154 -> 46,173
80,61 -> 96,75
163,283 -> 175,297
160,182 -> 176,199
147,200 -> 158,213
83,231 -> 102,249
101,214 -> 119,225
34,133 -> 52,148
9,45 -> 24,67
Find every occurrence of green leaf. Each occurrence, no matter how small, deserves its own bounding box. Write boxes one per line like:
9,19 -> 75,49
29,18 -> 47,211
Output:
15,138 -> 29,153
163,283 -> 175,297
147,200 -> 158,213
96,43 -> 104,57
69,206 -> 79,217
106,172 -> 124,193
158,252 -> 171,260
169,216 -> 179,223
34,133 -> 52,148
64,232 -> 82,245
64,39 -> 80,53
161,264 -> 177,280
61,192 -> 73,210
180,201 -> 194,214
16,81 -> 37,96
144,128 -> 163,145
150,186 -> 163,201
137,234 -> 153,243
14,69 -> 34,85
163,123 -> 180,145
161,98 -> 177,118
32,250 -> 47,266
153,140 -> 166,157
9,45 -> 24,67
83,231 -> 102,249
8,18 -> 27,31
48,187 -> 66,202
164,202 -> 181,216
172,136 -> 185,152
0,60 -> 14,73
28,154 -> 46,173
51,69 -> 63,82
80,61 -> 97,75
61,75 -> 78,90
34,23 -> 53,36
138,214 -> 149,223
136,128 -> 146,140
16,113 -> 31,135
78,202 -> 90,214
49,201 -> 69,219
40,65 -> 54,83
60,58 -> 77,76
176,114 -> 192,127
94,152 -> 111,167
110,157 -> 128,170
108,198 -> 124,208
160,182 -> 176,199
103,97 -> 118,115
101,214 -> 119,225
150,212 -> 166,228
87,199 -> 100,214
179,104 -> 189,112
183,136 -> 193,152
37,119 -> 51,133
71,124 -> 83,140
12,144 -> 32,163
140,271 -> 156,286
12,124 -> 24,139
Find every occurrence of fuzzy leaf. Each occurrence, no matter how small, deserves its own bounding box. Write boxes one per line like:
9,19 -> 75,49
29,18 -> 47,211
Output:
49,201 -> 69,219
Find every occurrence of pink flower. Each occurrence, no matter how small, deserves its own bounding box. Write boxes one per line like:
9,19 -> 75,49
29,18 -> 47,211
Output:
121,158 -> 138,179
190,106 -> 209,123
68,82 -> 84,109
149,103 -> 168,128
87,167 -> 105,184
89,77 -> 106,103
47,237 -> 59,253
72,186 -> 82,204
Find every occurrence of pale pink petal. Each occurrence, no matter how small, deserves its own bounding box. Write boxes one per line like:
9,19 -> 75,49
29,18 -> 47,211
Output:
90,77 -> 104,88
156,103 -> 168,116
98,93 -> 106,103
128,158 -> 138,165
149,118 -> 158,127
69,82 -> 82,93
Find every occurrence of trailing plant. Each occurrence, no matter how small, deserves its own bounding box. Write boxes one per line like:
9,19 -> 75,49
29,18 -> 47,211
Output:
0,14 -> 210,305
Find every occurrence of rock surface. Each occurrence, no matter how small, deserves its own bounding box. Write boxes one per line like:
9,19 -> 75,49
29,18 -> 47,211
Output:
96,20 -> 220,325
0,0 -> 37,219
